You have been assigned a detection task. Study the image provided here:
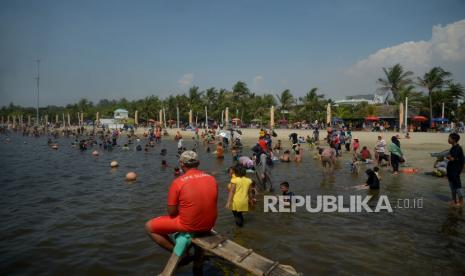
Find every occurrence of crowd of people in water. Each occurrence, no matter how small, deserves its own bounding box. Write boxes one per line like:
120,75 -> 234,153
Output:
1,121 -> 464,266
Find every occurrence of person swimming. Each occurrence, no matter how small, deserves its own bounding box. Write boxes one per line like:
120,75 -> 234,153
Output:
280,150 -> 291,162
136,144 -> 142,151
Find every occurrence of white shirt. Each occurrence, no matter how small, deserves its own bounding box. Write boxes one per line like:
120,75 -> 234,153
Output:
375,139 -> 386,153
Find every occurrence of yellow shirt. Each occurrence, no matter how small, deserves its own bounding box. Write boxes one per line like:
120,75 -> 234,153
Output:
231,176 -> 252,212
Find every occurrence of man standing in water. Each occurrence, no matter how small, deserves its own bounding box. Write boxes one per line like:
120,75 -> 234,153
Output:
447,133 -> 464,207
145,151 -> 218,253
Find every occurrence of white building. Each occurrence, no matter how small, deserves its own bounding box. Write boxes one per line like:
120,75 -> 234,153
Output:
113,108 -> 129,119
335,91 -> 391,106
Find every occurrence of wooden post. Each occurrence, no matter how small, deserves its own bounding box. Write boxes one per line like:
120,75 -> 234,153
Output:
159,253 -> 182,276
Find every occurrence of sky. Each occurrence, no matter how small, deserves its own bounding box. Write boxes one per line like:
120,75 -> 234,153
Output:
1,0 -> 465,107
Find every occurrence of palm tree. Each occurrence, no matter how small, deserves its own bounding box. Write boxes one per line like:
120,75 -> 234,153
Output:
377,64 -> 413,102
299,87 -> 325,122
397,85 -> 424,109
276,89 -> 294,119
417,67 -> 452,126
447,82 -> 465,108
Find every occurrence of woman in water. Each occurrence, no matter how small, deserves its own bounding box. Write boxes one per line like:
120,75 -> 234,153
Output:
388,136 -> 403,175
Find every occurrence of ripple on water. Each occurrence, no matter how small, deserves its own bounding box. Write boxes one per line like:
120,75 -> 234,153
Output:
1,134 -> 465,274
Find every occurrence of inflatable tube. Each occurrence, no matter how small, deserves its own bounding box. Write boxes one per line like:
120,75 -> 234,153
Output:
401,168 -> 418,174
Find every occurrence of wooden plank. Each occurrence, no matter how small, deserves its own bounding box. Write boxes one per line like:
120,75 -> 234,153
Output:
191,232 -> 299,276
264,261 -> 279,275
159,253 -> 181,276
236,249 -> 253,263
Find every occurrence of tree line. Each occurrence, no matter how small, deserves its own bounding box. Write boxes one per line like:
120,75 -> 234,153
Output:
1,64 -> 464,126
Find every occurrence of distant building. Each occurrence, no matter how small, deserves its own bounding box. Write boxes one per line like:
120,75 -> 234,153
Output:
114,108 -> 129,119
335,91 -> 391,105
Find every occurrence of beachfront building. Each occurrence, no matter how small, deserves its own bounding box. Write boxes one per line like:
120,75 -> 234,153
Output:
97,108 -> 128,129
334,91 -> 391,106
113,108 -> 129,119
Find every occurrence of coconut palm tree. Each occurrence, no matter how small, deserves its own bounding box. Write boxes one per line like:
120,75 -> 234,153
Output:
299,87 -> 325,122
447,82 -> 465,108
397,85 -> 424,109
276,89 -> 294,119
417,67 -> 452,126
377,64 -> 413,102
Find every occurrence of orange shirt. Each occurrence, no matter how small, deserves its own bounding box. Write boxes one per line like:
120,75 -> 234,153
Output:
167,169 -> 218,232
217,146 -> 224,158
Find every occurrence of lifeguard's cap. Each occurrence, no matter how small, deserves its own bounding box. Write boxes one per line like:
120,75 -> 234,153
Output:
179,150 -> 198,163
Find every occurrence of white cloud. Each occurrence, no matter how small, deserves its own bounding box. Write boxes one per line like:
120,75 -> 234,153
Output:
178,73 -> 194,88
346,19 -> 465,78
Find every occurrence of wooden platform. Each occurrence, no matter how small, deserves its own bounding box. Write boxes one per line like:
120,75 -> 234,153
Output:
160,231 -> 300,276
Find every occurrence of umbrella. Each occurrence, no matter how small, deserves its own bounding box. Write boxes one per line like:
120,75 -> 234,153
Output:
365,116 -> 379,121
232,118 -> 241,121
148,119 -> 156,123
432,118 -> 449,123
411,115 -> 428,122
219,130 -> 231,139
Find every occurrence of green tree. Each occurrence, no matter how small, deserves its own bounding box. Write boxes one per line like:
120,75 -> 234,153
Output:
276,89 -> 294,119
377,64 -> 413,103
417,67 -> 452,126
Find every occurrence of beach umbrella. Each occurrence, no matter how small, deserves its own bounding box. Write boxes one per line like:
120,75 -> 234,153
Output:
326,103 -> 331,125
412,115 -> 428,122
365,116 -> 379,121
399,102 -> 404,130
219,130 -> 231,139
270,106 -> 275,129
432,118 -> 449,123
134,110 -> 138,125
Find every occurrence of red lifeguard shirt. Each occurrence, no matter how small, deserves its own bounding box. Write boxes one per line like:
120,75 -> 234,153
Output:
167,169 -> 218,232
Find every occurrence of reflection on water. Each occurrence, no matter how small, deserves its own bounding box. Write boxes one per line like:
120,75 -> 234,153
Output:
0,134 -> 465,274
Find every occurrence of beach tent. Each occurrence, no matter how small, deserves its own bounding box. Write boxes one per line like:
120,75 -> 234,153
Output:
411,115 -> 428,122
365,116 -> 379,121
432,118 -> 449,123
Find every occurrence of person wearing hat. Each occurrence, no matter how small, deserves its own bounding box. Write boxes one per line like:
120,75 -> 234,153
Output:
145,151 -> 218,252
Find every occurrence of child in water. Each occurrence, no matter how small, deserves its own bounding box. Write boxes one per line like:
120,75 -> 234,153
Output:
280,150 -> 291,162
174,167 -> 182,177
280,181 -> 295,205
216,142 -> 224,159
226,164 -> 253,227
294,144 -> 303,162
351,153 -> 360,174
